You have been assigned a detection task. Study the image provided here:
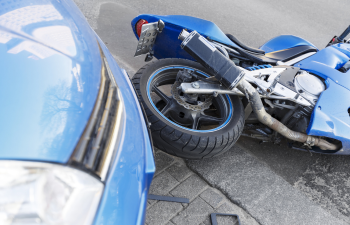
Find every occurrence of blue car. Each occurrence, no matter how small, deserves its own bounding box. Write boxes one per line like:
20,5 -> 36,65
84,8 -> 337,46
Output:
0,0 -> 155,224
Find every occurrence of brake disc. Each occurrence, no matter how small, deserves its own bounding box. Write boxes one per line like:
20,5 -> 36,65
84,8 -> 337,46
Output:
171,81 -> 213,112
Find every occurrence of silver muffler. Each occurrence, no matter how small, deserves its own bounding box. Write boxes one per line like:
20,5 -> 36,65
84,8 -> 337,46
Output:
178,30 -> 190,41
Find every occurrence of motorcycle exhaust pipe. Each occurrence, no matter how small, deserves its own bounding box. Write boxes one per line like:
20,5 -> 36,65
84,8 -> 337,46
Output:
179,30 -> 190,41
237,79 -> 338,151
179,30 -> 245,89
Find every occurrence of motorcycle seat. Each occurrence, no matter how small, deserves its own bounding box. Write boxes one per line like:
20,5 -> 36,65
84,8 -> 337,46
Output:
226,33 -> 265,54
226,33 -> 318,65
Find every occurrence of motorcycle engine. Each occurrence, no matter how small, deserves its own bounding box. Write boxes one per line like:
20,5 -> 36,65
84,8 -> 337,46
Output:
287,71 -> 326,134
294,71 -> 326,104
272,70 -> 326,135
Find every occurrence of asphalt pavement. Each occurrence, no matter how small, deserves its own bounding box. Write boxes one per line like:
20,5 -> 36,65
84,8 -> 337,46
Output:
74,0 -> 350,224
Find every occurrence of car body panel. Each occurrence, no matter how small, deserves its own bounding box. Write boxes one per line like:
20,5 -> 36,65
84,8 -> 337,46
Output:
259,35 -> 318,53
0,0 -> 155,224
0,0 -> 101,163
93,37 -> 155,225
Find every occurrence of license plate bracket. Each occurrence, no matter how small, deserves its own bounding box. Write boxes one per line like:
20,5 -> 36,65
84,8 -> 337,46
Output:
134,20 -> 164,57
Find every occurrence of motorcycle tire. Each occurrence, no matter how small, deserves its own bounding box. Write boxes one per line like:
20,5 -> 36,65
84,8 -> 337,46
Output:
132,58 -> 244,159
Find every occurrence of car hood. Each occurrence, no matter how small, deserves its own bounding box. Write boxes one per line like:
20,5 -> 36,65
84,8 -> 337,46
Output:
0,0 -> 101,163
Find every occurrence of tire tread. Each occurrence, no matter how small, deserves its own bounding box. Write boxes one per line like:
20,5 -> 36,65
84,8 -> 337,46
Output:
131,58 -> 244,159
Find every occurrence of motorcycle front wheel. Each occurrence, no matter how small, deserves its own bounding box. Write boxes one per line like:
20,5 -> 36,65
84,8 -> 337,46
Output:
132,58 -> 244,159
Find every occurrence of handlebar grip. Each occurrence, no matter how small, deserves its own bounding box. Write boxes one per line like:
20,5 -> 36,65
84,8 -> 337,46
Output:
338,25 -> 350,41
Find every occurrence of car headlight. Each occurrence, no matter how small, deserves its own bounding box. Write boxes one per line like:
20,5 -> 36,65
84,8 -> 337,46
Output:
0,161 -> 103,225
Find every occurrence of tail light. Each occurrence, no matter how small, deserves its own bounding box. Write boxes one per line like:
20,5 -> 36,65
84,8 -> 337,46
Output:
136,19 -> 148,37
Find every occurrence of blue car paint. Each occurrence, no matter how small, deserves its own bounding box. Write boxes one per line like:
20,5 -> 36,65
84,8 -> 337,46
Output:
259,35 -> 318,53
94,37 -> 155,225
0,0 -> 155,224
0,0 -> 101,163
131,14 -> 240,60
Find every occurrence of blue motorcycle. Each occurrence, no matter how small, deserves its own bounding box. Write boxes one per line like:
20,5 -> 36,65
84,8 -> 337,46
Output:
131,14 -> 350,159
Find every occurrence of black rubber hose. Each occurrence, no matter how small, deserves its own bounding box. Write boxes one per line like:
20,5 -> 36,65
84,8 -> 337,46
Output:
228,52 -> 250,61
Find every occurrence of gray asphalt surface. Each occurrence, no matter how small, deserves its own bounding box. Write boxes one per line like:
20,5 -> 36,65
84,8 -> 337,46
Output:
74,0 -> 350,224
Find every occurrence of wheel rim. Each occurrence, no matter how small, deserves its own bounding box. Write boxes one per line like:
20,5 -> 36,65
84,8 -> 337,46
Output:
146,66 -> 233,132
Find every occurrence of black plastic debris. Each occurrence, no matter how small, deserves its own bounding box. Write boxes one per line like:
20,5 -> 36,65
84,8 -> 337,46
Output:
210,213 -> 241,225
147,194 -> 241,224
148,194 -> 189,203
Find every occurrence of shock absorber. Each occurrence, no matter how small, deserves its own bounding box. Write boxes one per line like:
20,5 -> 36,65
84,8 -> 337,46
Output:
178,30 -> 245,89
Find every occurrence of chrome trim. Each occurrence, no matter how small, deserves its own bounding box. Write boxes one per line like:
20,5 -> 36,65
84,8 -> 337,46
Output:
72,62 -> 107,162
105,59 -> 117,88
178,29 -> 190,41
71,52 -> 124,181
86,84 -> 115,169
98,88 -> 125,181
98,59 -> 125,181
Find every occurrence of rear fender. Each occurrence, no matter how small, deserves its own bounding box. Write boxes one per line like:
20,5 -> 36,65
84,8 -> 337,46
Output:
260,35 -> 318,53
131,14 -> 239,60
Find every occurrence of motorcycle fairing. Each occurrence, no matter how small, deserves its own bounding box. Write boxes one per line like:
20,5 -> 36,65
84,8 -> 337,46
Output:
332,43 -> 350,58
297,45 -> 350,72
298,44 -> 350,154
306,79 -> 350,154
297,51 -> 350,87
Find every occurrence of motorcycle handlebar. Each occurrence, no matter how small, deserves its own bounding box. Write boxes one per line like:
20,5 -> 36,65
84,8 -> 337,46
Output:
338,25 -> 350,42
